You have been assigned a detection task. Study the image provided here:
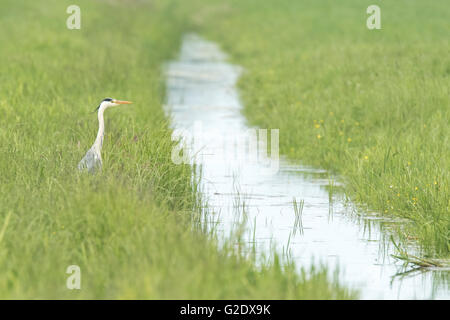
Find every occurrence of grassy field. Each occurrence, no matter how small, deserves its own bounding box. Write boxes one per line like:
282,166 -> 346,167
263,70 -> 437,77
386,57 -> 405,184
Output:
0,0 -> 355,299
185,0 -> 450,258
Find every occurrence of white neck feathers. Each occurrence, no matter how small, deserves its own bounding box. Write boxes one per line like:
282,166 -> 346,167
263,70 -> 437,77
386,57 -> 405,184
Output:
93,105 -> 106,151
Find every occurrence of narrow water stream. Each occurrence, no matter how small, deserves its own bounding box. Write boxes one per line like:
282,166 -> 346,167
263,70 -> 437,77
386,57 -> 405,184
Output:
165,34 -> 449,299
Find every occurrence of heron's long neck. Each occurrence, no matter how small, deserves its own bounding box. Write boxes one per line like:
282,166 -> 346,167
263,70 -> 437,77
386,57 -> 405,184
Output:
93,108 -> 105,151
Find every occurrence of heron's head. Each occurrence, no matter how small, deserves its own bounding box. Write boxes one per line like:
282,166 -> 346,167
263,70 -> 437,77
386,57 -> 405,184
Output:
94,98 -> 133,112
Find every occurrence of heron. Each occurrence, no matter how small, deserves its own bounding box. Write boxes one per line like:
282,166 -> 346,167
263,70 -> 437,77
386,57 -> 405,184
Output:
78,98 -> 132,173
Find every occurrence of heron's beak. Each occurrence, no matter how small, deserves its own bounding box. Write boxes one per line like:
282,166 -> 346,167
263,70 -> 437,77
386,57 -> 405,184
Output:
114,100 -> 133,104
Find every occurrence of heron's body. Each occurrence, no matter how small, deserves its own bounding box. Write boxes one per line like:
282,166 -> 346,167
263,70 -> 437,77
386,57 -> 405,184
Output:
78,98 -> 132,173
78,146 -> 102,173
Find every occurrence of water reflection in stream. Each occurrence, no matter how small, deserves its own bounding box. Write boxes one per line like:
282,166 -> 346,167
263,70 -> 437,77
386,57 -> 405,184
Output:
165,34 -> 449,299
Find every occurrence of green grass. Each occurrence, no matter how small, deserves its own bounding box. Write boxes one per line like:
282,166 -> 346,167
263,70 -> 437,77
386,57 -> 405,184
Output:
184,0 -> 450,258
0,0 -> 355,299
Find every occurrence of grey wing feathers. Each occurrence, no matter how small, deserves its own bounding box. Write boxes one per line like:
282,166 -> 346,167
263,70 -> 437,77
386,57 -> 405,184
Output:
78,148 -> 102,173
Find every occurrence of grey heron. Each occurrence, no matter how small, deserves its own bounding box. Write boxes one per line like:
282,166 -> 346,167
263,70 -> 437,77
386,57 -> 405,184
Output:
78,98 -> 132,173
